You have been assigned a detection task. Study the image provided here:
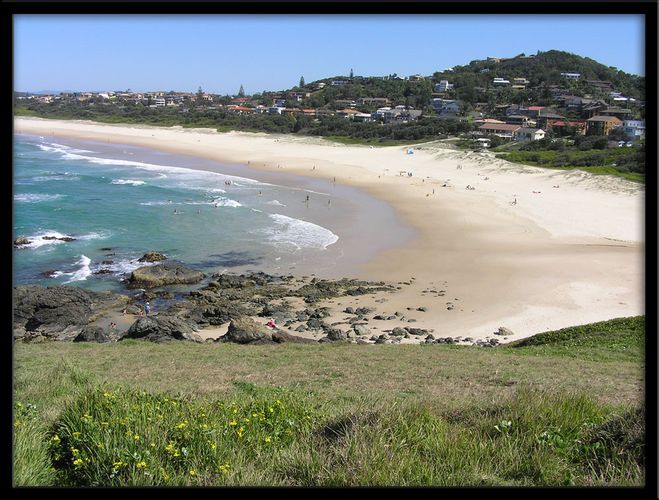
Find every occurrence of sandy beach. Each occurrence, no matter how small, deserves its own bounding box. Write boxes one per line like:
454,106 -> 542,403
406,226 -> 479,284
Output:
14,117 -> 644,343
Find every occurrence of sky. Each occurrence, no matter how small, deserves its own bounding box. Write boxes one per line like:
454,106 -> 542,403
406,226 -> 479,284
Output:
14,14 -> 645,95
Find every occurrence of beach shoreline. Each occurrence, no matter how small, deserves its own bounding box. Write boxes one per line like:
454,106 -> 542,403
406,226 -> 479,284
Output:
14,117 -> 644,342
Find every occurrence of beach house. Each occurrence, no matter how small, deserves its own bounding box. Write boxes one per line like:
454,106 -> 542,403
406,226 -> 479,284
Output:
585,115 -> 623,136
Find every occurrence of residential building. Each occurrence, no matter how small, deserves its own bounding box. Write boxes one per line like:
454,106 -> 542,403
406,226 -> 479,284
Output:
353,112 -> 374,123
408,74 -> 425,81
492,77 -> 510,86
586,115 -> 623,136
268,106 -> 285,115
600,108 -> 634,120
432,98 -> 460,116
544,119 -> 587,135
560,72 -> 581,80
435,80 -> 454,93
331,80 -> 349,86
506,115 -> 533,126
478,123 -> 521,139
623,120 -> 645,141
226,105 -> 253,114
335,99 -> 357,108
153,98 -> 166,107
289,92 -> 310,102
384,108 -> 422,123
336,108 -> 360,119
358,97 -> 390,106
514,128 -> 546,142
536,111 -> 566,130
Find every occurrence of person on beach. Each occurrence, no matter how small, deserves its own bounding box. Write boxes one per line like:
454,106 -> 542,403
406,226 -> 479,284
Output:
144,301 -> 151,316
305,195 -> 310,203
265,318 -> 277,329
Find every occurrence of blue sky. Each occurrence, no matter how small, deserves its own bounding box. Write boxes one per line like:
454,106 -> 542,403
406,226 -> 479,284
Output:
14,15 -> 645,94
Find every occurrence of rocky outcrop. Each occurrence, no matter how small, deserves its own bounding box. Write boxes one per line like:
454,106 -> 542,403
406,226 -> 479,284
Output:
74,326 -> 112,343
13,285 -> 127,341
128,264 -> 204,289
217,317 -> 273,344
120,316 -> 203,343
494,327 -> 514,336
14,237 -> 31,246
138,251 -> 167,263
271,329 -> 317,344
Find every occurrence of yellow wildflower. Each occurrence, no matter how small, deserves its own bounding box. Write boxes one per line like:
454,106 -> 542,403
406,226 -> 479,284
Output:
51,435 -> 60,443
14,420 -> 20,428
218,463 -> 230,474
72,458 -> 84,467
73,432 -> 81,438
133,434 -> 140,441
136,461 -> 148,470
264,436 -> 271,443
229,420 -> 237,427
189,469 -> 197,476
96,442 -> 103,449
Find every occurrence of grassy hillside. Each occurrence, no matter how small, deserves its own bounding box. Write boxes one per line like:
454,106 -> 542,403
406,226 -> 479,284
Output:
13,316 -> 645,487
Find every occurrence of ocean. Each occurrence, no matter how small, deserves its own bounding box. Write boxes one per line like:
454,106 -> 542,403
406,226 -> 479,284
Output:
13,133 -> 412,292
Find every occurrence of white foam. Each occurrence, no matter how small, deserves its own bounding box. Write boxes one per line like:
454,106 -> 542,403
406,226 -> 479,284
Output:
212,197 -> 242,208
111,179 -> 146,186
18,230 -> 106,249
14,193 -> 63,203
264,213 -> 338,250
267,200 -> 286,207
62,255 -> 92,283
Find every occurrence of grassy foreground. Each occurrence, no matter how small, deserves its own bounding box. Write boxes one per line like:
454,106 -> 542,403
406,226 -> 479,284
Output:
13,317 -> 645,487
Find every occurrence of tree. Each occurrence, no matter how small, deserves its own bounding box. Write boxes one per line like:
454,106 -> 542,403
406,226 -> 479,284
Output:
196,86 -> 204,101
350,68 -> 354,79
299,76 -> 305,88
238,84 -> 245,97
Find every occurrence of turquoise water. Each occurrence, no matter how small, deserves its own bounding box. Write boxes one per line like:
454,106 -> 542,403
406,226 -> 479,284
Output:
13,134 -> 411,291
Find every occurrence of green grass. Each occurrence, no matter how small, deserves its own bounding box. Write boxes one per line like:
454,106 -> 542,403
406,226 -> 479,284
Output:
504,316 -> 645,363
13,316 -> 645,486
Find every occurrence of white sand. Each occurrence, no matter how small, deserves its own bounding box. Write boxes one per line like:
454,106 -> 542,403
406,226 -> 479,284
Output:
15,117 -> 644,342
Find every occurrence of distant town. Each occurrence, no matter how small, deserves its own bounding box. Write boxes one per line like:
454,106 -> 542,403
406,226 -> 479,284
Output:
15,50 -> 645,175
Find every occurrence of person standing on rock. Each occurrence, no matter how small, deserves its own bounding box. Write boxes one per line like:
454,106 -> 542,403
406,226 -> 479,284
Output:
144,301 -> 151,317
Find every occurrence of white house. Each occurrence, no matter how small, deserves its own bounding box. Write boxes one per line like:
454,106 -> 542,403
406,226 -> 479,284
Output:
492,77 -> 510,86
268,106 -> 285,115
435,80 -> 454,93
514,128 -> 546,142
623,120 -> 645,141
560,72 -> 581,80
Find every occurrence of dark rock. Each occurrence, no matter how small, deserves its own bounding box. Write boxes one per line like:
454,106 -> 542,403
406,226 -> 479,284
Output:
373,315 -> 387,320
386,315 -> 396,320
14,237 -> 31,246
357,339 -> 370,345
417,306 -> 428,312
13,285 -> 127,340
355,307 -> 374,316
326,328 -> 347,341
138,251 -> 167,262
271,329 -> 317,344
344,306 -> 355,314
217,317 -> 272,344
406,327 -> 429,336
100,247 -> 113,251
40,270 -> 58,278
93,269 -> 113,275
128,264 -> 204,289
390,327 -> 407,337
295,324 -> 308,332
425,334 -> 436,341
74,326 -> 112,343
59,237 -> 76,242
121,316 -> 202,343
495,327 -> 514,336
306,318 -> 326,331
102,260 -> 114,265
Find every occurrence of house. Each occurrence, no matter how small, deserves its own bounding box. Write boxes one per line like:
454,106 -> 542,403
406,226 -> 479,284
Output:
374,107 -> 391,120
226,105 -> 253,114
601,107 -> 634,120
435,80 -> 454,93
536,111 -> 566,130
268,106 -> 285,115
358,97 -> 390,106
623,120 -> 645,141
384,108 -> 422,123
506,115 -> 533,126
432,98 -> 460,116
315,82 -> 326,89
331,80 -> 349,86
408,74 -> 425,81
523,106 -> 546,118
581,101 -> 608,119
273,98 -> 286,107
478,123 -> 521,139
492,77 -> 510,86
300,108 -> 317,117
336,108 -> 360,119
353,112 -> 374,123
232,97 -> 250,105
559,95 -> 585,108
476,138 -> 491,148
544,119 -> 587,135
514,128 -> 546,142
289,92 -> 310,102
153,98 -> 166,107
586,115 -> 623,136
560,72 -> 581,80
335,99 -> 357,108
585,80 -> 614,93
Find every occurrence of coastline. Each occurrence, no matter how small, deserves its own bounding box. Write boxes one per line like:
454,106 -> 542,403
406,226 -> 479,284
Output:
14,117 -> 644,342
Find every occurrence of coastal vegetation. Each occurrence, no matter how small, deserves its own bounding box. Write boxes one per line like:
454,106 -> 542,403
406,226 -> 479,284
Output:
14,316 -> 645,487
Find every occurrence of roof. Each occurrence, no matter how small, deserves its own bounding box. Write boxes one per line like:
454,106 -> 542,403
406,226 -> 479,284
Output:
516,128 -> 544,134
479,123 -> 521,132
527,106 -> 546,111
587,115 -> 623,122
